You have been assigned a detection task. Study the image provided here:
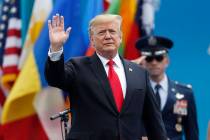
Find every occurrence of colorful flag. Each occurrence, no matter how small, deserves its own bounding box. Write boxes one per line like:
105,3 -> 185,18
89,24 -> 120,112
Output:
107,0 -> 141,59
123,0 -> 143,59
0,67 -> 7,139
0,0 -> 8,111
1,0 -> 21,91
0,0 -> 51,139
0,0 -> 11,66
0,1 -> 7,137
1,0 -> 104,139
18,0 -> 52,69
20,0 -> 34,44
1,49 -> 48,139
0,68 -> 6,113
19,0 -> 62,139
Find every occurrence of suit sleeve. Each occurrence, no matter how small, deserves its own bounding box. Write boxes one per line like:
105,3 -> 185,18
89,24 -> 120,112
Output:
143,71 -> 168,140
183,90 -> 199,140
44,54 -> 76,91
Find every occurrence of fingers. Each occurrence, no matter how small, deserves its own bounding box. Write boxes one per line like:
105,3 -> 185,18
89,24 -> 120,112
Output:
131,56 -> 146,65
60,16 -> 64,30
52,15 -> 56,28
49,13 -> 64,29
138,56 -> 146,63
48,20 -> 52,32
48,13 -> 71,45
48,13 -> 71,34
55,13 -> 60,27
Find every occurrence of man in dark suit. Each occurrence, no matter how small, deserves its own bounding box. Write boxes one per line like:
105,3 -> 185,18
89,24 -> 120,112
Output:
45,14 -> 167,140
135,35 -> 199,140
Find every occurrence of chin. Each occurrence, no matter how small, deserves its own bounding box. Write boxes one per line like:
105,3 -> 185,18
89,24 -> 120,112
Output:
150,71 -> 161,76
103,47 -> 116,52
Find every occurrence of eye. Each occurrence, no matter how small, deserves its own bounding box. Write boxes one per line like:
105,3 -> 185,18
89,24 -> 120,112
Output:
97,30 -> 106,36
109,29 -> 117,35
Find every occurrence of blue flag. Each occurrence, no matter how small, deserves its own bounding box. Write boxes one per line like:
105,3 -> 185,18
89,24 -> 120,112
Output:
33,0 -> 104,87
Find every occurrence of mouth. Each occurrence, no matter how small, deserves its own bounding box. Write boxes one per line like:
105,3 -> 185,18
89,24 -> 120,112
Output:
104,42 -> 114,46
153,67 -> 160,70
149,67 -> 160,71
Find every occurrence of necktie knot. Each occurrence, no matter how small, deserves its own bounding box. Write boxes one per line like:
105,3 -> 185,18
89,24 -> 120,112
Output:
107,59 -> 114,67
155,84 -> 161,91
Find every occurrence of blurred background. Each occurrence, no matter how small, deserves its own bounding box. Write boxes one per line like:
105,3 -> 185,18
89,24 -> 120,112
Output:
0,0 -> 209,139
155,0 -> 210,140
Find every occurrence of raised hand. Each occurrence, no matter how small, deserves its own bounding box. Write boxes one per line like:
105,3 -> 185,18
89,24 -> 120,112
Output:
131,56 -> 146,66
48,13 -> 71,52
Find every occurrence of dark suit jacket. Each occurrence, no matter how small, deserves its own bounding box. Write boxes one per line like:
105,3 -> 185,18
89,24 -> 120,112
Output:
161,79 -> 199,140
45,53 -> 167,140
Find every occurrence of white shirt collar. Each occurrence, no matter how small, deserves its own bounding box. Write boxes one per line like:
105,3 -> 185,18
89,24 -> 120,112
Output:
150,74 -> 169,110
96,52 -> 121,67
96,52 -> 127,98
150,73 -> 168,92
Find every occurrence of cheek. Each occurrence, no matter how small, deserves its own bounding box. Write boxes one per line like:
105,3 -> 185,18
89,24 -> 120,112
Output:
162,60 -> 169,68
94,38 -> 101,45
115,37 -> 122,45
145,63 -> 151,68
163,65 -> 168,70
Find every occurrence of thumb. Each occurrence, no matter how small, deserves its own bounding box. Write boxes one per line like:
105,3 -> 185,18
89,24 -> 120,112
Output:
65,27 -> 71,37
63,27 -> 71,44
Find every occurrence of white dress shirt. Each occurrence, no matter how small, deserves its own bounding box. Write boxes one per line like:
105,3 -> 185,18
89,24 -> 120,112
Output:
96,53 -> 127,98
48,48 -> 127,98
48,47 -> 63,61
150,74 -> 168,110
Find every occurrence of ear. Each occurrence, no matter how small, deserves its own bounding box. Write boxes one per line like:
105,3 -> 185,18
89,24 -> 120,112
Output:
165,56 -> 170,68
119,31 -> 123,42
89,35 -> 95,48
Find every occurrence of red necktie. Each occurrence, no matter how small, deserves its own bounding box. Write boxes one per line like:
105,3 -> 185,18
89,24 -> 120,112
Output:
107,60 -> 124,112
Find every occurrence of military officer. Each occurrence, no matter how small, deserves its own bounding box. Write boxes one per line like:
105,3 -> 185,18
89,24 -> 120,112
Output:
135,35 -> 199,140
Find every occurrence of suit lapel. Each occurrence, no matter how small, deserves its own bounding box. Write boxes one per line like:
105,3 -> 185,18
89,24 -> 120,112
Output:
120,59 -> 135,113
89,53 -> 118,114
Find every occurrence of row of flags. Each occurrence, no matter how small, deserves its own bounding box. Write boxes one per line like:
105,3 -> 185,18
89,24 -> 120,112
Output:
0,0 -> 149,139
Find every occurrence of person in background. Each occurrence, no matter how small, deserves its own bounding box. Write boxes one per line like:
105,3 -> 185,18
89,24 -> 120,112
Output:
135,35 -> 199,140
44,14 -> 167,140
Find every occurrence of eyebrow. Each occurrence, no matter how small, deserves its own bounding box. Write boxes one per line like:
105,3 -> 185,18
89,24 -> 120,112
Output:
97,28 -> 117,33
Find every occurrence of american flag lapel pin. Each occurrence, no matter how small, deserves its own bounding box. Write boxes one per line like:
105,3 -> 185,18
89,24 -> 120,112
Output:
129,68 -> 133,72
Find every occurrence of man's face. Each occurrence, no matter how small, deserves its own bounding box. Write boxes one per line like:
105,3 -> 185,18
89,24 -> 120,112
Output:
144,54 -> 169,77
90,21 -> 122,58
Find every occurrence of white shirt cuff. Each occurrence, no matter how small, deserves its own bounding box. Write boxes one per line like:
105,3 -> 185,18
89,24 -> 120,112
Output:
48,47 -> 63,61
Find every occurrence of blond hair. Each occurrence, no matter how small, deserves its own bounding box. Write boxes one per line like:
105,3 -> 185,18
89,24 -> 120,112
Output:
88,14 -> 122,36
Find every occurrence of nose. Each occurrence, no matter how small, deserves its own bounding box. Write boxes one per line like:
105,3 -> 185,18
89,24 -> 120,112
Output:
104,30 -> 111,39
150,59 -> 159,64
